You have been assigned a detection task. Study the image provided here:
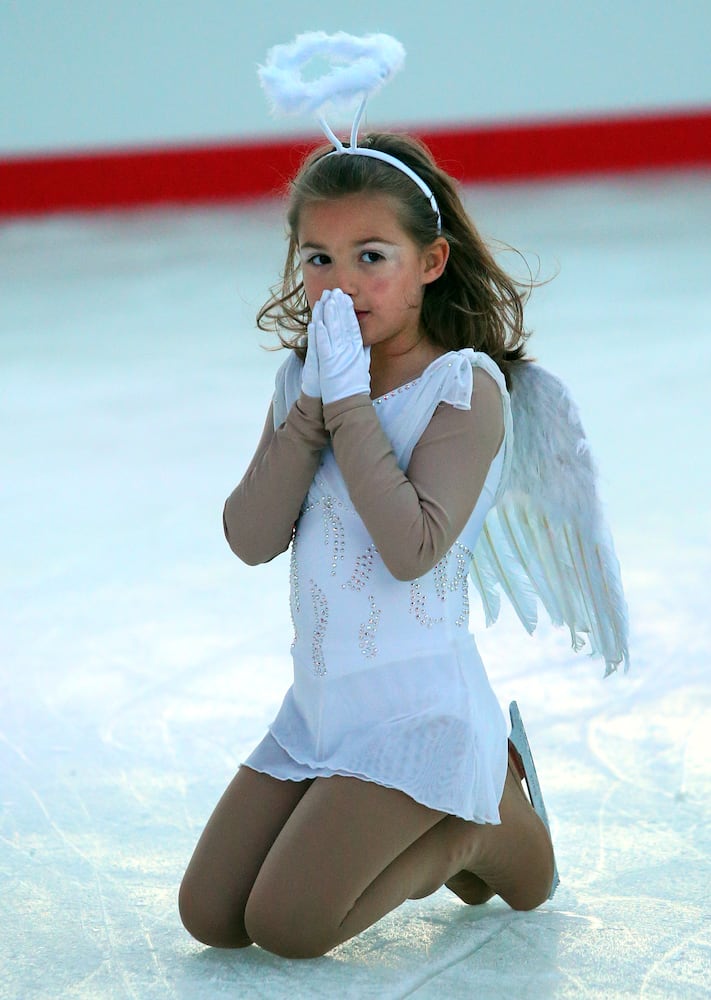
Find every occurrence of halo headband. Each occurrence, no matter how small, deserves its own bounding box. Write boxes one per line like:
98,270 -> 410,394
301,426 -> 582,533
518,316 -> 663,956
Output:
258,32 -> 443,233
317,97 -> 442,232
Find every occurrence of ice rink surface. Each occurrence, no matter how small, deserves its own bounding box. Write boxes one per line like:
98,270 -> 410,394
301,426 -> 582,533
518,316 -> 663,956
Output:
2,171 -> 710,999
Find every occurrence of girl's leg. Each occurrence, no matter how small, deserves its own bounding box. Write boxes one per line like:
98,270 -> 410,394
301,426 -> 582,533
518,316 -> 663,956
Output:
444,869 -> 496,905
243,764 -> 554,959
178,766 -> 312,948
445,751 -> 554,907
463,757 -> 556,911
243,775 -> 447,958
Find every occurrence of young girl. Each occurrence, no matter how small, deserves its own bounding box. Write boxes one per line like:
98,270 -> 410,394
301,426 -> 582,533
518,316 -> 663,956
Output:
178,129 -> 558,959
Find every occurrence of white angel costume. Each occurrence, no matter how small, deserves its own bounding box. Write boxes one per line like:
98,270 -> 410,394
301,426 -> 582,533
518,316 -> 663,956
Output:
234,350 -> 510,822
226,347 -> 628,824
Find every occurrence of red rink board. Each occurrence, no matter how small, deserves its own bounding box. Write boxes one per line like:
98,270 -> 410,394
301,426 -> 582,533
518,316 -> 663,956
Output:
1,108 -> 709,217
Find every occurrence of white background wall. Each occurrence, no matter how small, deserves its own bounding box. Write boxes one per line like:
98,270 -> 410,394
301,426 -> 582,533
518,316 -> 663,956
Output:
2,0 -> 710,155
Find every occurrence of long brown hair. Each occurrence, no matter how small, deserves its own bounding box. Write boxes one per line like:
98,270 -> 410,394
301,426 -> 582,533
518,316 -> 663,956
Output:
257,132 -> 533,385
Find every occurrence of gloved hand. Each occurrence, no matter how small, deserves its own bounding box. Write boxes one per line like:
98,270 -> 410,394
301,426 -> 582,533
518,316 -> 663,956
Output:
301,296 -> 323,398
313,288 -> 371,405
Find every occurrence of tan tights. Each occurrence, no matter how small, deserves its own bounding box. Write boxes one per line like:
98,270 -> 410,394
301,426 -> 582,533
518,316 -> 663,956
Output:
179,759 -> 555,959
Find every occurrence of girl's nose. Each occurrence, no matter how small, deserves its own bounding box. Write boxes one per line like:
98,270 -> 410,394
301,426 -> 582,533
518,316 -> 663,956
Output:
330,266 -> 357,298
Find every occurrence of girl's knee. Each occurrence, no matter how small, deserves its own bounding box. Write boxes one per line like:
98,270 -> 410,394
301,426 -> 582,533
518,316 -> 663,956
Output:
178,876 -> 251,949
243,890 -> 336,959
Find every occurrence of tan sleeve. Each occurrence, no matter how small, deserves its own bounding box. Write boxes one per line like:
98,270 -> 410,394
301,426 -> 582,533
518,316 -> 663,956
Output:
223,393 -> 329,565
323,369 -> 504,581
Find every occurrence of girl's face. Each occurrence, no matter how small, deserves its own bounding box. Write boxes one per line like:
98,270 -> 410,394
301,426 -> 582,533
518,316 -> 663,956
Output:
298,193 -> 448,356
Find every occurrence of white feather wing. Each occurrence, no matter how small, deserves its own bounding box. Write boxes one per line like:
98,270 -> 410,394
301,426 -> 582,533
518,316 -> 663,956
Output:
471,363 -> 629,675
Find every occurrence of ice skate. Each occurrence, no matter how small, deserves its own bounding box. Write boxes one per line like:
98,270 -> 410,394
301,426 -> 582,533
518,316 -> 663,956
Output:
508,700 -> 560,899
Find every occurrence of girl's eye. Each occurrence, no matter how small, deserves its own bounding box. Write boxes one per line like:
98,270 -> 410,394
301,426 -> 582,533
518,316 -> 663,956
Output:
306,253 -> 330,267
362,250 -> 384,264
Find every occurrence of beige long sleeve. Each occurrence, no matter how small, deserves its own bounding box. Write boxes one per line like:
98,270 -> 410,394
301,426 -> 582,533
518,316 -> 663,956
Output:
224,369 -> 504,578
323,369 -> 504,581
223,393 -> 329,564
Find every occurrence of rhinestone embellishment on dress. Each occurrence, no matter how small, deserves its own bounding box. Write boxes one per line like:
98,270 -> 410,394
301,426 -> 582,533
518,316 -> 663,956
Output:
409,578 -> 445,628
301,494 -> 347,577
434,543 -> 471,600
358,594 -> 382,658
372,377 -> 418,406
289,531 -> 300,651
410,542 -> 474,629
342,544 -> 377,591
322,498 -> 345,576
309,579 -> 329,675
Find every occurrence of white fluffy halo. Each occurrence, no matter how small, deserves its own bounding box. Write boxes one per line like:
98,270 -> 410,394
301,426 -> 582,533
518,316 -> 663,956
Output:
258,31 -> 405,116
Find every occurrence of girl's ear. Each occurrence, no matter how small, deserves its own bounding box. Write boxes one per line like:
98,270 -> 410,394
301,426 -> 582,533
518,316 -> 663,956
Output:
422,237 -> 450,285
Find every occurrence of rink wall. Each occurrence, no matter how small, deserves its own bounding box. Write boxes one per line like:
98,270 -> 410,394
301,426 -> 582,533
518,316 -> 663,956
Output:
1,1 -> 710,216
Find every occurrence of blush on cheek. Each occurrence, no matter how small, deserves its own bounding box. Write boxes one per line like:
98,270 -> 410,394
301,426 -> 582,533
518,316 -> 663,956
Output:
370,275 -> 390,293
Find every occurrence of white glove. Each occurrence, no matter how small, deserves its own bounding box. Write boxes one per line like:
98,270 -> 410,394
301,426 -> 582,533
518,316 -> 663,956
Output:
313,289 -> 371,405
301,297 -> 323,398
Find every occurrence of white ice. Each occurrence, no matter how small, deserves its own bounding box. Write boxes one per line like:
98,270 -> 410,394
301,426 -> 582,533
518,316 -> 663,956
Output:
2,172 -> 710,999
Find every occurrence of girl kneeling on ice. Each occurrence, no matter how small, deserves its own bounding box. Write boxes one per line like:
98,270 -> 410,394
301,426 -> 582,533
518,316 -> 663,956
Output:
179,32 -> 626,959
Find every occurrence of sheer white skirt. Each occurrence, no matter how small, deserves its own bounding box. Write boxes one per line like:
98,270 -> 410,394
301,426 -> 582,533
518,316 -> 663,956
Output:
244,633 -> 508,824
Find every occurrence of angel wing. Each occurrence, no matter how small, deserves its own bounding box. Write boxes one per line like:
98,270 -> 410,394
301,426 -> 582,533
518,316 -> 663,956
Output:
470,362 -> 629,676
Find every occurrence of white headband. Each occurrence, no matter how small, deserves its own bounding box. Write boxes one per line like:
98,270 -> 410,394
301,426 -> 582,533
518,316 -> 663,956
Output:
258,32 -> 442,233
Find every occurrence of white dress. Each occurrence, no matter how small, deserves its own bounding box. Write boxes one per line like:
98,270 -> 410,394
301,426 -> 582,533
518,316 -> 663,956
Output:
244,349 -> 513,823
